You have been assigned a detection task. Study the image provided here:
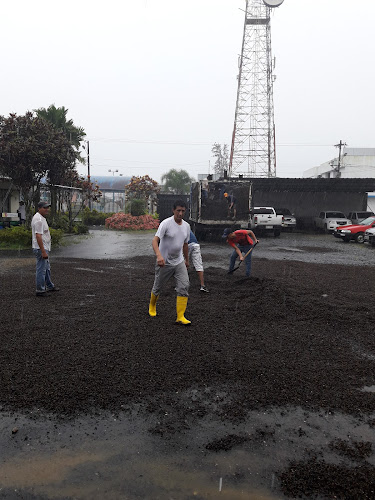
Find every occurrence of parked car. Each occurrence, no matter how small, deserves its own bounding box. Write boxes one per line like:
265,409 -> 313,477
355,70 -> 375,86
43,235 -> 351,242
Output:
314,211 -> 352,233
347,211 -> 375,225
364,227 -> 375,247
275,208 -> 296,230
249,207 -> 283,237
334,216 -> 375,243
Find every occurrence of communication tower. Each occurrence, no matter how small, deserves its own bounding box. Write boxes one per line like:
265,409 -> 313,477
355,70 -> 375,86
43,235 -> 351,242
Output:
229,0 -> 284,178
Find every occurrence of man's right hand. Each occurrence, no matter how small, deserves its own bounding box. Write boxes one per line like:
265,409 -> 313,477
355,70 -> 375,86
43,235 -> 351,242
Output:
157,256 -> 165,267
42,250 -> 48,259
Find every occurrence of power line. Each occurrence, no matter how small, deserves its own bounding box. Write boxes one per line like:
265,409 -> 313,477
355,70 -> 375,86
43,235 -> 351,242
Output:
87,137 -> 215,146
276,143 -> 334,147
98,159 -> 206,166
85,137 -> 338,148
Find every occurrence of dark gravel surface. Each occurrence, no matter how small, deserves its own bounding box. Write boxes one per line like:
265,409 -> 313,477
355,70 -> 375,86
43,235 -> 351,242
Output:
1,249 -> 375,498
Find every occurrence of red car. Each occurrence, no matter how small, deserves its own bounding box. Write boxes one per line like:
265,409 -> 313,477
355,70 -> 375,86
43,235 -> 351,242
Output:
334,216 -> 375,243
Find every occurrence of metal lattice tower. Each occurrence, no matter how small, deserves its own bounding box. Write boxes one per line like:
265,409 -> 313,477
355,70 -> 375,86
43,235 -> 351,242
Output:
229,0 -> 277,178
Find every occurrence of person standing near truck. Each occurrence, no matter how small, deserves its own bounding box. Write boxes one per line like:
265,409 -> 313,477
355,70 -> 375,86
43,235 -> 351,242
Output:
223,192 -> 237,219
222,228 -> 259,277
149,200 -> 192,325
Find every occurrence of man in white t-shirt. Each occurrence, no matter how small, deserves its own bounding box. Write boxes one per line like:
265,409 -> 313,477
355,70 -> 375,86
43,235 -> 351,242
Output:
31,201 -> 59,297
149,200 -> 191,325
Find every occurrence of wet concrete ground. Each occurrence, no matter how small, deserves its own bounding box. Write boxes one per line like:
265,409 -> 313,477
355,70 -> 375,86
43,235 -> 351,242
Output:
53,229 -> 375,268
1,229 -> 375,499
3,228 -> 373,267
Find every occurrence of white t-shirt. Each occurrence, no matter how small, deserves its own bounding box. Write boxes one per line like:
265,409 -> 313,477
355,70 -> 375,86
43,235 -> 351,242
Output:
155,216 -> 190,265
31,212 -> 51,251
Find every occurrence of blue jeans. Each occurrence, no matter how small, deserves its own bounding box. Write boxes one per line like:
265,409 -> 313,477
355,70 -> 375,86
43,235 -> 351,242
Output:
33,249 -> 54,292
229,244 -> 253,277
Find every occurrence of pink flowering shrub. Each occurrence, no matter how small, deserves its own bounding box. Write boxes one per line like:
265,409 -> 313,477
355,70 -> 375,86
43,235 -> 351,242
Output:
105,212 -> 160,231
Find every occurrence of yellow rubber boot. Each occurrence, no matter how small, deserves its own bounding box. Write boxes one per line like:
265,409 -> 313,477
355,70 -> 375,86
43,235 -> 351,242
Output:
176,296 -> 191,325
149,292 -> 159,317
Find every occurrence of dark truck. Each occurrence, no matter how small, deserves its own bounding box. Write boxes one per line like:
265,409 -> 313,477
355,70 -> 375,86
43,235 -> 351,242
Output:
190,180 -> 251,240
189,179 -> 282,239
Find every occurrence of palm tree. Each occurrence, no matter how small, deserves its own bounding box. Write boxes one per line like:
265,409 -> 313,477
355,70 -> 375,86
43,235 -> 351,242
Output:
35,104 -> 86,152
161,169 -> 194,194
35,105 -> 86,220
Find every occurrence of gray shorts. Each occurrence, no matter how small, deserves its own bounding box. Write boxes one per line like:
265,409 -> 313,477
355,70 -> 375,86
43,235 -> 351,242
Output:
151,260 -> 190,297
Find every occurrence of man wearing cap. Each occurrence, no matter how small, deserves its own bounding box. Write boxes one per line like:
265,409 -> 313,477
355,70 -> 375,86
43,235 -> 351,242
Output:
31,202 -> 59,297
222,228 -> 259,277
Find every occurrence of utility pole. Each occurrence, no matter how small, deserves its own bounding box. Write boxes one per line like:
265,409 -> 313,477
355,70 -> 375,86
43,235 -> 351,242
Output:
334,140 -> 347,178
86,140 -> 91,210
87,140 -> 90,181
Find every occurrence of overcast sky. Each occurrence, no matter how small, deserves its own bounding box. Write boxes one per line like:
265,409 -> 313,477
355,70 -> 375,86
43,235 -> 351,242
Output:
1,0 -> 374,183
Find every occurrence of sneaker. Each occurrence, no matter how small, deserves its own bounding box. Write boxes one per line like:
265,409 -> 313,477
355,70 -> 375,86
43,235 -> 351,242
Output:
36,291 -> 49,297
47,287 -> 60,292
200,285 -> 209,293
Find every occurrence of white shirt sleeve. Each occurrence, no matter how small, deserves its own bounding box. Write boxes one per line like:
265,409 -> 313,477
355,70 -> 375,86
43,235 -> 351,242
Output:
155,219 -> 167,239
34,219 -> 44,234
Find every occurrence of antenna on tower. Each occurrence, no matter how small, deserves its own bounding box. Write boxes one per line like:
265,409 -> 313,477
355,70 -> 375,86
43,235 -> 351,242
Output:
229,0 -> 284,178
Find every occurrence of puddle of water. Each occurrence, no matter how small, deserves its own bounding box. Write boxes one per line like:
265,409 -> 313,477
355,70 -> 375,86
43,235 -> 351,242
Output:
74,267 -> 104,273
270,247 -> 304,253
0,405 -> 374,499
0,450 -> 111,486
361,385 -> 375,393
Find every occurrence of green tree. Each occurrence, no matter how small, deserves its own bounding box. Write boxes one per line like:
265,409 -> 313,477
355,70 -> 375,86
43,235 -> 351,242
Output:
35,104 -> 86,152
125,175 -> 159,199
0,112 -> 80,226
34,105 -> 86,220
161,169 -> 194,194
211,143 -> 229,176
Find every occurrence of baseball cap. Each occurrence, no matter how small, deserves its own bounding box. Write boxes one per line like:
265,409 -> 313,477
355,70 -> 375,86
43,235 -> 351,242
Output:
38,201 -> 51,209
222,227 -> 233,239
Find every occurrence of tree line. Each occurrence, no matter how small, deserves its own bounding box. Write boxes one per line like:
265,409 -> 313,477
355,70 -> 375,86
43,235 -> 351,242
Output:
0,104 -> 228,226
0,105 -> 100,228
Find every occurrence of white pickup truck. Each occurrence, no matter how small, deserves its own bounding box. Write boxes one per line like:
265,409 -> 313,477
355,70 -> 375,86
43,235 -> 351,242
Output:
313,211 -> 352,233
249,207 -> 283,237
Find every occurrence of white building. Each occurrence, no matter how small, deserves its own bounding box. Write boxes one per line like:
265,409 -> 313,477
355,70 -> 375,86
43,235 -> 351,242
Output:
303,148 -> 375,179
303,148 -> 375,212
